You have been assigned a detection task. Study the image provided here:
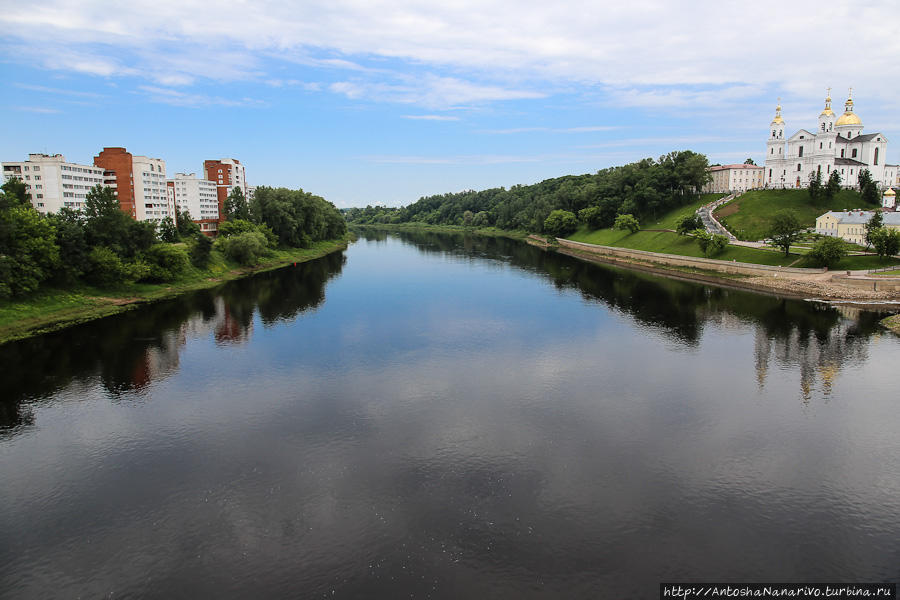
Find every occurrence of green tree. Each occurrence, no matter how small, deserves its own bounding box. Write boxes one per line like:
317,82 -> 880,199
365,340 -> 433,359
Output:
744,158 -> 756,165
190,233 -> 213,268
215,230 -> 269,265
462,210 -> 474,227
858,169 -> 879,205
83,184 -> 156,257
824,170 -> 842,203
806,236 -> 847,268
870,228 -> 900,260
614,213 -> 640,234
768,211 -> 803,256
865,211 -> 884,249
176,209 -> 201,238
808,169 -> 823,205
0,205 -> 60,297
139,243 -> 188,282
472,211 -> 490,227
1,178 -> 29,210
85,246 -> 134,286
693,230 -> 728,257
676,214 -> 703,235
46,207 -> 89,283
543,210 -> 578,237
158,216 -> 178,243
218,219 -> 258,238
224,187 -> 250,221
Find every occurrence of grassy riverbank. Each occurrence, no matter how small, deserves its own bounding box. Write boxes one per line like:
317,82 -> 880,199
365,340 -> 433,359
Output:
0,236 -> 351,345
881,313 -> 900,334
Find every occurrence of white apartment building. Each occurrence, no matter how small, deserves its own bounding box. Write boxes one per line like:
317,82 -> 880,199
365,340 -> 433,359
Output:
703,164 -> 765,194
133,155 -> 173,223
204,158 -> 249,221
168,173 -> 220,234
2,153 -> 104,214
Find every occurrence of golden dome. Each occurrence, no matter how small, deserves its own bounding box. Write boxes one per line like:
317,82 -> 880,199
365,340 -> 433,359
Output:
835,111 -> 862,126
885,188 -> 896,196
820,93 -> 834,117
771,99 -> 784,124
771,116 -> 784,124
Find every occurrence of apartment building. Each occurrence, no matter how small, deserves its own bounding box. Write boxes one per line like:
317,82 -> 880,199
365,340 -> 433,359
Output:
203,158 -> 248,222
167,173 -> 220,235
1,154 -> 104,214
703,164 -> 765,194
94,147 -> 173,223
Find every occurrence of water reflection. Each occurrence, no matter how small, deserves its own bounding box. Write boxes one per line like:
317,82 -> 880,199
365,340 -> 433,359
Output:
0,251 -> 345,427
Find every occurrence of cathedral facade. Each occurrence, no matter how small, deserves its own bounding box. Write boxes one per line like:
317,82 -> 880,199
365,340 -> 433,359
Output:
764,91 -> 896,190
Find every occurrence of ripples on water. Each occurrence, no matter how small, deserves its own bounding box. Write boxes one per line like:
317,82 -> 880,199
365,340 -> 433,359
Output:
1,232 -> 898,599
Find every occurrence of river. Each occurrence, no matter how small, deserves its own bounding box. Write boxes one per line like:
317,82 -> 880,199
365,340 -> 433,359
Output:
1,231 -> 898,598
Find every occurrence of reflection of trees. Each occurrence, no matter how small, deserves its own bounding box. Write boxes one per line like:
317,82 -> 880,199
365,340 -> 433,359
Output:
0,251 -> 345,428
392,230 -> 886,401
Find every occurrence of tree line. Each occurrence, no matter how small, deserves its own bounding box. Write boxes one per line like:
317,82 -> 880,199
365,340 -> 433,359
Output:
344,151 -> 711,234
0,180 -> 345,299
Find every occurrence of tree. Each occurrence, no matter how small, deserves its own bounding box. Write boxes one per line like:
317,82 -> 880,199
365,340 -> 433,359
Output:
858,169 -> 879,205
140,243 -> 188,282
462,210 -> 474,226
614,213 -> 640,234
864,211 -> 884,249
190,233 -> 213,267
768,211 -> 803,256
0,205 -> 60,298
224,187 -> 250,221
215,230 -> 269,265
176,209 -> 201,238
543,210 -> 578,237
744,158 -> 756,165
158,216 -> 178,243
1,178 -> 29,210
676,214 -> 703,235
693,230 -> 728,257
472,211 -> 490,227
870,228 -> 900,260
808,169 -> 823,205
807,236 -> 847,268
825,170 -> 841,203
46,207 -> 89,283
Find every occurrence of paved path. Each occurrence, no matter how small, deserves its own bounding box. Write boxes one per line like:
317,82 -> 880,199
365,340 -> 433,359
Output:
698,193 -> 768,248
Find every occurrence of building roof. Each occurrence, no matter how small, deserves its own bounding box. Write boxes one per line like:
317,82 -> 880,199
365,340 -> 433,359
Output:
834,157 -> 868,166
708,164 -> 764,171
819,210 -> 900,225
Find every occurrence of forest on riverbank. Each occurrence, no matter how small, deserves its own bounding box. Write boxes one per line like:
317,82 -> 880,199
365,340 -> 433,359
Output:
344,151 -> 710,234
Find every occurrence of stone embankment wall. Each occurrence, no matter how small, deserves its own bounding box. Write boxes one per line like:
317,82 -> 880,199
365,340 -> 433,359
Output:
557,239 -> 825,277
831,274 -> 900,292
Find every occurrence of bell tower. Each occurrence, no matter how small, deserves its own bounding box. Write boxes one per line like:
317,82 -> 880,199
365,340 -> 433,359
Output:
765,99 -> 786,187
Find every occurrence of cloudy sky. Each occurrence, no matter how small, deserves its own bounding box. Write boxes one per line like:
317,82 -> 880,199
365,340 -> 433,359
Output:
2,0 -> 899,207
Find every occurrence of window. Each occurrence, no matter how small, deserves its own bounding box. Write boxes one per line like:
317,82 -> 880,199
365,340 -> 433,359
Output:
841,149 -> 845,158
874,147 -> 879,165
770,148 -> 774,154
799,147 -> 804,157
852,149 -> 858,159
33,166 -> 40,171
820,142 -> 823,149
797,163 -> 802,171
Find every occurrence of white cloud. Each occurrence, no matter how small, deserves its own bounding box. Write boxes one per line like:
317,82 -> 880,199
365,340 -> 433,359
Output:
481,125 -> 619,134
14,83 -> 105,98
136,86 -> 266,108
12,106 -> 62,114
1,0 -> 898,110
402,115 -> 460,121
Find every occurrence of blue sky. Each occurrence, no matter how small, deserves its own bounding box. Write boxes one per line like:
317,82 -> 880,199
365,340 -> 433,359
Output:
2,0 -> 899,208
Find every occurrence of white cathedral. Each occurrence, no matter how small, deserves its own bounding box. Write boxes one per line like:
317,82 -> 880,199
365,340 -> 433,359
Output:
764,90 -> 896,190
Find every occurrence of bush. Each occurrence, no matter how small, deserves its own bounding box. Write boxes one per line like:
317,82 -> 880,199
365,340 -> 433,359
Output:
218,219 -> 258,238
694,230 -> 728,257
870,227 -> 900,260
614,214 -> 640,234
85,246 -> 134,286
543,210 -> 578,237
806,236 -> 847,268
578,206 -> 604,229
215,231 -> 269,266
140,243 -> 188,282
676,214 -> 703,235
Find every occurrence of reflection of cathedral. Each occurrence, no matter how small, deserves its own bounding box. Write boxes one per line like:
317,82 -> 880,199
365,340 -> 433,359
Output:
765,90 -> 897,190
753,317 -> 868,401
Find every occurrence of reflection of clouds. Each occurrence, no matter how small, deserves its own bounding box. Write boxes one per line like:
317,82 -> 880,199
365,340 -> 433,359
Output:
3,237 -> 900,596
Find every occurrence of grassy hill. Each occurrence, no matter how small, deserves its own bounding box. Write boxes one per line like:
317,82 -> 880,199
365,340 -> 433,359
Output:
713,188 -> 877,241
566,191 -> 892,270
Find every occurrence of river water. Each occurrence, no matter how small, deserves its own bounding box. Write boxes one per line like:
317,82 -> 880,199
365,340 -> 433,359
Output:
1,231 -> 899,598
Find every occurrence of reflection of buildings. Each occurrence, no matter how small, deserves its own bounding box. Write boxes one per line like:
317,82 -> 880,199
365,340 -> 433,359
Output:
753,318 -> 868,401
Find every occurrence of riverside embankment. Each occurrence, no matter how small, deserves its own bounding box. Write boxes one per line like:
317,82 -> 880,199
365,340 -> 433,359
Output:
0,237 -> 350,345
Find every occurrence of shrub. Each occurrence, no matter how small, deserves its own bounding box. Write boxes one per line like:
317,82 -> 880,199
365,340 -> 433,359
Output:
215,231 -> 269,265
676,214 -> 703,235
806,236 -> 847,268
870,228 -> 900,260
86,246 -> 133,286
543,210 -> 578,237
614,214 -> 640,234
694,230 -> 728,257
140,243 -> 188,282
218,219 -> 258,238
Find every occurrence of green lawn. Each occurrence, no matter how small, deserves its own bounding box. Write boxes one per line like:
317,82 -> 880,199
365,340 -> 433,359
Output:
713,188 -> 877,241
644,193 -> 726,230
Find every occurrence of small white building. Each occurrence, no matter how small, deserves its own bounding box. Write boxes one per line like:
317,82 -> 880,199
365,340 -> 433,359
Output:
1,154 -> 105,214
883,188 -> 897,210
703,164 -> 765,193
